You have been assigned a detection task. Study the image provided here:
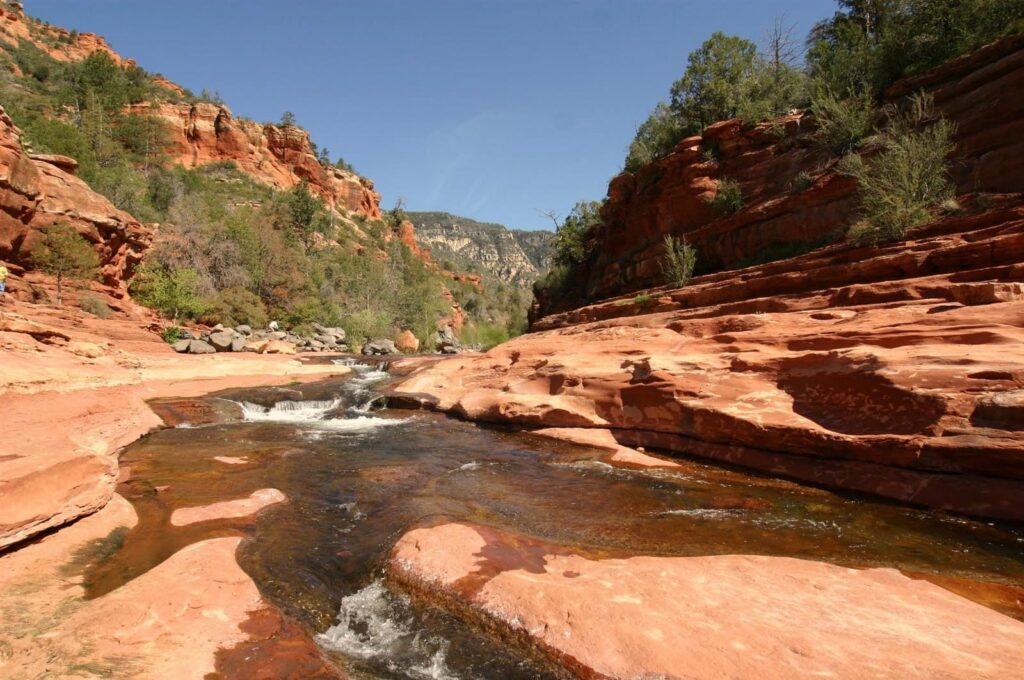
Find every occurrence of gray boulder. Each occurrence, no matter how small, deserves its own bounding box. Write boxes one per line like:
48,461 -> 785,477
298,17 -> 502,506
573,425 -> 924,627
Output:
188,339 -> 217,354
209,330 -> 237,352
435,325 -> 462,354
361,339 -> 398,356
230,338 -> 248,352
172,339 -> 191,353
235,325 -> 252,336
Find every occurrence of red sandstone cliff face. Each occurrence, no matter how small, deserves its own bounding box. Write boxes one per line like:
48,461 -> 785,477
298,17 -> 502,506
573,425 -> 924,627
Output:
394,38 -> 1024,521
0,107 -> 151,287
0,4 -> 124,66
132,102 -> 382,219
537,35 -> 1024,318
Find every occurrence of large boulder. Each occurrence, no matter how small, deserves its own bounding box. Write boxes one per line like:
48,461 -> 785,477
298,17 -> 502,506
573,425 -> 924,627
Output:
361,339 -> 398,356
395,330 -> 419,353
171,339 -> 191,353
187,339 -> 216,355
262,340 -> 296,355
208,330 -> 237,352
435,325 -> 462,354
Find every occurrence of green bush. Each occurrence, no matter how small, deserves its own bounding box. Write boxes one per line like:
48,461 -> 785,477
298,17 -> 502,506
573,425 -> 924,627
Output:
705,178 -> 744,215
130,264 -> 206,321
812,88 -> 875,154
79,294 -> 112,318
459,322 -> 510,350
841,94 -> 956,244
625,102 -> 688,173
790,170 -> 815,193
160,326 -> 183,344
661,235 -> 698,287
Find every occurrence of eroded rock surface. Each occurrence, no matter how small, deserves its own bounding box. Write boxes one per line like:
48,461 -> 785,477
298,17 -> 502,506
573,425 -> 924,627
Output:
394,205 -> 1024,519
389,522 -> 1024,680
0,106 -> 152,287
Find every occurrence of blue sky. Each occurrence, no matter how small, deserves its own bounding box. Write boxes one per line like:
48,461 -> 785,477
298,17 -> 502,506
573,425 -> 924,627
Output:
32,0 -> 837,230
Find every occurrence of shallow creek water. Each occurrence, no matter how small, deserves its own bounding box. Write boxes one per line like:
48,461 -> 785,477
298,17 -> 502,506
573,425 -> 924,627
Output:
86,361 -> 1024,679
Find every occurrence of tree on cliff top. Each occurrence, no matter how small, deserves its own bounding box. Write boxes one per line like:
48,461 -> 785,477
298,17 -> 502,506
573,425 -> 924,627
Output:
670,32 -> 761,132
29,222 -> 100,305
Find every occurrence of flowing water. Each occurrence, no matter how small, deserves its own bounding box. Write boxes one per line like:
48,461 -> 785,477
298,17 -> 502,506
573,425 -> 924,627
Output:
85,361 -> 1024,679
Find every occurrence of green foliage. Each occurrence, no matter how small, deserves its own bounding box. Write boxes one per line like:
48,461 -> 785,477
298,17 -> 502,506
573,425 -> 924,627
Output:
840,93 -> 956,243
286,181 -> 325,249
160,326 -> 182,344
811,87 -> 875,153
705,178 -> 745,215
790,170 -> 815,193
29,222 -> 100,304
79,294 -> 111,318
459,322 -> 511,350
807,0 -> 1024,98
130,263 -> 206,321
625,28 -> 806,172
280,111 -> 296,127
551,200 -> 601,266
661,235 -> 698,287
670,32 -> 761,131
624,102 -> 687,173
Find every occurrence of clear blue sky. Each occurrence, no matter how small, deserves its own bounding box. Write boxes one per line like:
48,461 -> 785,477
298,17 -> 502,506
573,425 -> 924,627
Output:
32,0 -> 836,230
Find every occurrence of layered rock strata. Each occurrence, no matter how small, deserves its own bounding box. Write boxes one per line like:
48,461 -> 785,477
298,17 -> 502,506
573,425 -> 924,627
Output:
393,202 -> 1024,520
538,35 -> 1024,316
0,106 -> 152,287
131,101 -> 382,218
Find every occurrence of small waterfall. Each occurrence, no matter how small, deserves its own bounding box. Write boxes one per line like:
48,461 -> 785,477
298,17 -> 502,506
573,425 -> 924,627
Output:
237,398 -> 343,422
235,360 -> 404,432
317,580 -> 459,680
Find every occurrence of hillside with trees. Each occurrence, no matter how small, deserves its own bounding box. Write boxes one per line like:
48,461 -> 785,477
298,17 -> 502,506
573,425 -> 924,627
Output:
0,5 -> 528,348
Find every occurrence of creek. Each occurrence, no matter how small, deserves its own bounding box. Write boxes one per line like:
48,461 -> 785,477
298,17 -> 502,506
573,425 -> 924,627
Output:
86,361 -> 1024,679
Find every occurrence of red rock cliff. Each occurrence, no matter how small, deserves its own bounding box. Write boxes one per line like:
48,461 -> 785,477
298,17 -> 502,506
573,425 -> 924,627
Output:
538,35 -> 1024,318
131,102 -> 382,219
0,107 -> 151,287
394,37 -> 1024,521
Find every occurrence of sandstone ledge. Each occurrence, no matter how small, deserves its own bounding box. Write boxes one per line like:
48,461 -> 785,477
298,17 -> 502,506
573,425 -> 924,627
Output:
389,522 -> 1024,680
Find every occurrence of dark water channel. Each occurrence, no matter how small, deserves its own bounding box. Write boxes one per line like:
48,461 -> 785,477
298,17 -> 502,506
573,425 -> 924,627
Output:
86,361 -> 1024,679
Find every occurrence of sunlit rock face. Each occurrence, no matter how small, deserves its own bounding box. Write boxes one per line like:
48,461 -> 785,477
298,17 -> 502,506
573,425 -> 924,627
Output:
538,35 -> 1024,317
0,107 -> 152,287
394,37 -> 1024,521
131,101 -> 382,219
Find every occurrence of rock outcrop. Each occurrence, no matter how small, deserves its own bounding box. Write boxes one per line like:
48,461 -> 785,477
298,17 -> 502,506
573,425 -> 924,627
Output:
408,211 -> 552,287
389,522 -> 1024,680
0,106 -> 152,287
393,38 -> 1024,521
131,101 -> 382,218
537,35 -> 1024,317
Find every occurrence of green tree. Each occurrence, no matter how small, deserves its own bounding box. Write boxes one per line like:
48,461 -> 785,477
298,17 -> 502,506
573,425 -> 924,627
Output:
131,264 -> 206,321
546,200 -> 602,267
625,102 -> 688,172
287,181 -> 322,249
29,222 -> 100,305
280,111 -> 296,127
670,32 -> 761,132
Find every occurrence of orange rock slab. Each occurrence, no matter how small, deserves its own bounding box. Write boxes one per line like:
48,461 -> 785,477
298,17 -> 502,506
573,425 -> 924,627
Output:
390,522 -> 1024,680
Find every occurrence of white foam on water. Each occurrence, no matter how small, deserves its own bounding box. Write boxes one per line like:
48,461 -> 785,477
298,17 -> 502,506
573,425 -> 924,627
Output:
237,398 -> 343,423
315,416 -> 408,432
652,508 -> 742,519
317,580 -> 460,680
